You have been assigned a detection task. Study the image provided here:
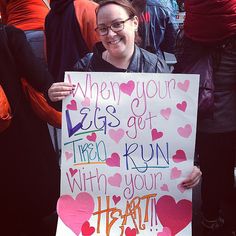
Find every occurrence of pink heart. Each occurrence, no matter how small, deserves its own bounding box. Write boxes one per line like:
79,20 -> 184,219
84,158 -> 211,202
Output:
157,227 -> 172,236
106,153 -> 120,167
65,151 -> 73,160
172,150 -> 187,163
177,124 -> 192,138
160,108 -> 172,120
108,173 -> 122,187
160,184 -> 169,192
81,97 -> 90,107
67,99 -> 77,110
156,195 -> 192,235
171,167 -> 182,179
69,168 -> 78,177
57,193 -> 95,236
86,133 -> 97,142
177,80 -> 190,92
120,80 -> 135,96
108,128 -> 125,143
81,221 -> 95,236
176,101 -> 187,112
125,227 -> 137,236
177,183 -> 186,193
152,128 -> 163,141
112,195 -> 121,205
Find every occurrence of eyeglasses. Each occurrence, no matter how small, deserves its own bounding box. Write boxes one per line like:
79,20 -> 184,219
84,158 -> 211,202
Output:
95,17 -> 133,36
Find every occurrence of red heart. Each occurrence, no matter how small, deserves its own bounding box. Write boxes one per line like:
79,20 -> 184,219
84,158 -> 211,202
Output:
156,195 -> 192,235
69,168 -> 78,177
66,99 -> 77,110
151,128 -> 163,141
86,132 -> 97,142
125,227 -> 137,236
81,221 -> 95,236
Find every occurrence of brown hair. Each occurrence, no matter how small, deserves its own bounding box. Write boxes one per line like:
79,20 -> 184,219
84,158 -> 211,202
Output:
95,0 -> 141,45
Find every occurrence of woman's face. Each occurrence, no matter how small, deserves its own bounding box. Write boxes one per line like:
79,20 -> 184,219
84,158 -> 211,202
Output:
96,4 -> 138,59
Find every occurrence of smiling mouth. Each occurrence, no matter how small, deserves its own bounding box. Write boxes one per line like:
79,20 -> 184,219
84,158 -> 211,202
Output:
108,38 -> 122,45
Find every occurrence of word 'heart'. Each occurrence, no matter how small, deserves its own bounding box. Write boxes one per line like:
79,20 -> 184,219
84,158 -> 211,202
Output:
81,97 -> 90,107
156,195 -> 192,235
65,151 -> 73,160
172,150 -> 187,163
108,173 -> 122,187
177,124 -> 192,138
106,153 -> 120,167
112,195 -> 121,205
160,108 -> 171,120
157,227 -> 172,236
108,129 -> 125,143
57,193 -> 94,236
86,133 -> 97,142
171,167 -> 182,179
152,128 -> 163,141
160,184 -> 169,192
120,80 -> 135,96
69,168 -> 78,177
177,80 -> 190,92
81,221 -> 95,236
125,227 -> 137,236
67,99 -> 77,110
176,101 -> 187,112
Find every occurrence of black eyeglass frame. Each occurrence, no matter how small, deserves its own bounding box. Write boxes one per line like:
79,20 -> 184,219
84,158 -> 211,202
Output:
95,16 -> 134,36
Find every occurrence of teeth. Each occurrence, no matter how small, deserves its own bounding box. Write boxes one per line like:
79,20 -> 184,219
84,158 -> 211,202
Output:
109,39 -> 121,44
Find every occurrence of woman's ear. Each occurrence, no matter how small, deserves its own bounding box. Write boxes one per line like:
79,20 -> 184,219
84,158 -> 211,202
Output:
133,16 -> 139,31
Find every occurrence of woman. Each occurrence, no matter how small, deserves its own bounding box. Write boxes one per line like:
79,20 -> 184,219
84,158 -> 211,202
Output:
174,1 -> 236,235
0,24 -> 62,236
48,0 -> 201,188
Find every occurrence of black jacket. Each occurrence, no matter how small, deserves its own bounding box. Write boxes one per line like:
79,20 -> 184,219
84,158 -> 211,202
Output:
74,42 -> 170,73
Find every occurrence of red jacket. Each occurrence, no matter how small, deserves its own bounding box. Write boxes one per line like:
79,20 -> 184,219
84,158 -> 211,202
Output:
0,0 -> 50,30
184,0 -> 236,42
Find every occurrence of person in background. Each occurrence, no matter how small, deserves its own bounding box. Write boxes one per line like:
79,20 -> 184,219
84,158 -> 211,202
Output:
45,0 -> 99,91
0,24 -> 61,236
131,0 -> 179,58
48,0 -> 201,190
45,0 -> 99,157
174,1 -> 236,235
0,0 -> 50,65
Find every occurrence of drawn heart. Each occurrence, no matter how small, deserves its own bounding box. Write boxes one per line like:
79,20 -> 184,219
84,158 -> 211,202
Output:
171,167 -> 182,179
108,129 -> 125,143
106,153 -> 120,167
69,168 -> 78,177
67,99 -> 77,110
177,183 -> 186,193
157,227 -> 172,236
86,133 -> 97,142
112,195 -> 121,205
177,80 -> 190,92
160,108 -> 171,120
81,97 -> 90,107
120,80 -> 135,96
65,151 -> 73,161
176,101 -> 187,112
172,150 -> 187,163
125,227 -> 137,236
152,128 -> 163,141
160,184 -> 169,192
156,195 -> 192,235
81,221 -> 95,236
108,173 -> 122,187
177,124 -> 192,138
57,193 -> 95,236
